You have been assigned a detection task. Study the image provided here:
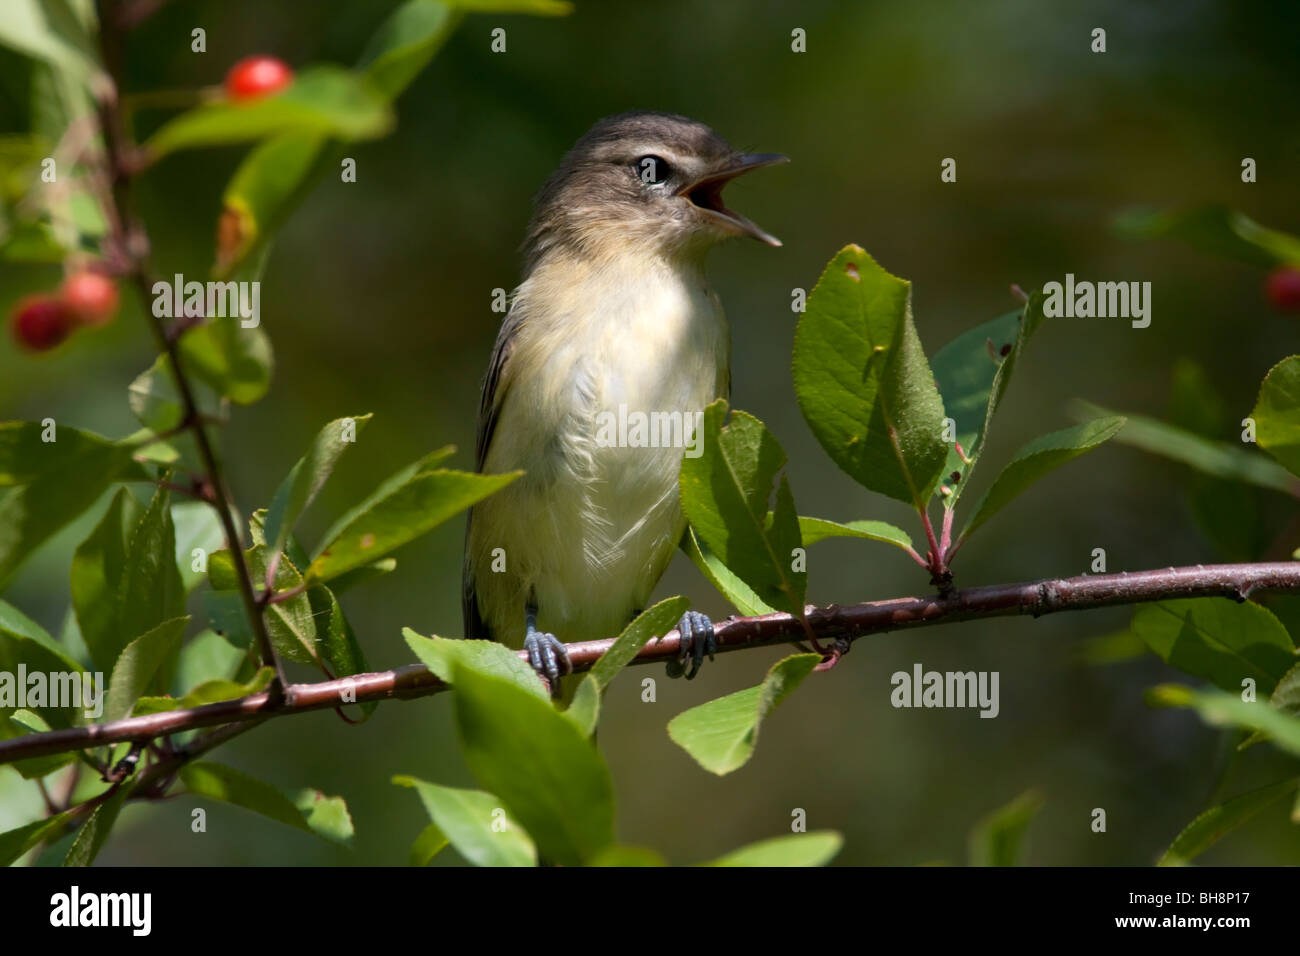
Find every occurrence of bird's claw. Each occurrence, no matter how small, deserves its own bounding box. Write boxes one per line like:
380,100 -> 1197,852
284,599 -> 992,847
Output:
524,630 -> 571,696
666,610 -> 715,680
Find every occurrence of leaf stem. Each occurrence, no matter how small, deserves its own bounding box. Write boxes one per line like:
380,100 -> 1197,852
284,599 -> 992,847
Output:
939,507 -> 955,561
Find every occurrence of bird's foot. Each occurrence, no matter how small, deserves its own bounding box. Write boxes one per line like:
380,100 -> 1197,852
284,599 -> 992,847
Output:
524,630 -> 571,697
666,610 -> 715,680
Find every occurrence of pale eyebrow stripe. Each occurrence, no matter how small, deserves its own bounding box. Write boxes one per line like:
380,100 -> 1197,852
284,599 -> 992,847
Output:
607,145 -> 690,167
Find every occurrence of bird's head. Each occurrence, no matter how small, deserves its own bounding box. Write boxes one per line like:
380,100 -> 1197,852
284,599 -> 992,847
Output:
524,111 -> 787,268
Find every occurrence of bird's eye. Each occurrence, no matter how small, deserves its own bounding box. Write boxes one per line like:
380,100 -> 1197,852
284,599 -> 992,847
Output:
635,155 -> 671,186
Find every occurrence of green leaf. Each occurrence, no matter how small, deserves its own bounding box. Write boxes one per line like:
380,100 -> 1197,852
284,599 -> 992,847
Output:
679,401 -> 805,615
667,653 -> 821,775
247,548 -> 316,665
0,422 -> 143,486
0,810 -> 73,866
216,132 -> 329,276
680,527 -> 776,618
1114,205 -> 1300,268
0,219 -> 65,262
308,465 -> 518,584
179,761 -> 344,842
588,845 -> 668,866
797,515 -> 914,553
359,0 -> 464,100
407,822 -> 449,866
931,295 -> 1047,507
1159,777 -> 1300,866
327,557 -> 397,594
393,776 -> 536,867
0,424 -> 147,587
587,596 -> 689,693
360,0 -> 573,106
1269,662 -> 1300,717
305,582 -> 373,713
294,788 -> 355,845
263,414 -> 371,564
127,354 -> 185,433
200,590 -> 252,650
403,629 -> 547,702
440,0 -> 573,14
1149,684 -> 1300,757
134,666 -> 274,716
0,133 -> 49,200
71,488 -> 141,673
451,664 -> 615,866
210,524 -> 350,672
959,417 -> 1125,540
563,677 -> 601,738
793,245 -> 948,508
0,0 -> 102,82
0,599 -> 84,729
172,500 -> 225,593
313,446 -> 454,545
1252,356 -> 1300,480
704,831 -> 843,867
565,597 -> 690,736
1168,358 -> 1228,437
178,311 -> 273,406
1131,599 -> 1296,695
121,428 -> 180,466
63,786 -> 127,867
117,484 -> 186,666
1074,400 -> 1297,496
104,616 -> 189,722
175,628 -> 244,690
2,709 -> 75,778
145,66 -> 394,159
968,789 -> 1044,866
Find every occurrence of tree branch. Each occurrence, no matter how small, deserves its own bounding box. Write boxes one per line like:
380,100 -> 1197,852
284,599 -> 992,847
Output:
4,561 -> 1297,766
94,0 -> 286,691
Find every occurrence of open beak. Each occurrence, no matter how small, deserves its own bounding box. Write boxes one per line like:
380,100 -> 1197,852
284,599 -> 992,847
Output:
677,152 -> 788,246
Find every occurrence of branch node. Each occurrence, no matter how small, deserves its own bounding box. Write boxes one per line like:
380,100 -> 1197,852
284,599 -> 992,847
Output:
103,740 -> 145,784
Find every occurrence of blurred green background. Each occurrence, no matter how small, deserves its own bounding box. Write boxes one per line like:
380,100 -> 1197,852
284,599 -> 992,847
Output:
3,0 -> 1300,865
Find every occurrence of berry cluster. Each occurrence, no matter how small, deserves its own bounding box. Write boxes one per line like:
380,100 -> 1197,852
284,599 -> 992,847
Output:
8,57 -> 295,354
10,271 -> 119,352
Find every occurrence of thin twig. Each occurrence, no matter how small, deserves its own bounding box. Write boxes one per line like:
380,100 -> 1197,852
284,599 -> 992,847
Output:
5,561 -> 1300,766
93,0 -> 286,695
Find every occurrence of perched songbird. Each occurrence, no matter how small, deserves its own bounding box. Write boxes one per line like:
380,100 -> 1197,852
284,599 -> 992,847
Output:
463,111 -> 785,689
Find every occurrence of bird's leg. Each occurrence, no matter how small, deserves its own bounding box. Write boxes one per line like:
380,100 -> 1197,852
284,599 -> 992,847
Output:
666,610 -> 716,680
523,603 -> 571,697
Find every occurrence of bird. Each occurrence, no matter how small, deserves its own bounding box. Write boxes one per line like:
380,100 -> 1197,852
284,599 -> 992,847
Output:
462,110 -> 786,692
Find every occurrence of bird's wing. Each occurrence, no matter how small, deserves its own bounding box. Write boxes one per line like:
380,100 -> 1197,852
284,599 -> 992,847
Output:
462,301 -> 528,639
474,302 -> 527,471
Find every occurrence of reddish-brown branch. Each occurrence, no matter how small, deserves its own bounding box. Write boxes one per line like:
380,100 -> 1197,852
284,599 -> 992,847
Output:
4,561 -> 1298,766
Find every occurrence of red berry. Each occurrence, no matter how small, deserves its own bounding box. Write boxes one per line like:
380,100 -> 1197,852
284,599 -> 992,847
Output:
224,56 -> 294,100
1266,266 -> 1300,312
61,271 -> 119,326
10,295 -> 73,351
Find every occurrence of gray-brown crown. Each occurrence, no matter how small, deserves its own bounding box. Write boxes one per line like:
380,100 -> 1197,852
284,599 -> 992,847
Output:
522,111 -> 772,268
